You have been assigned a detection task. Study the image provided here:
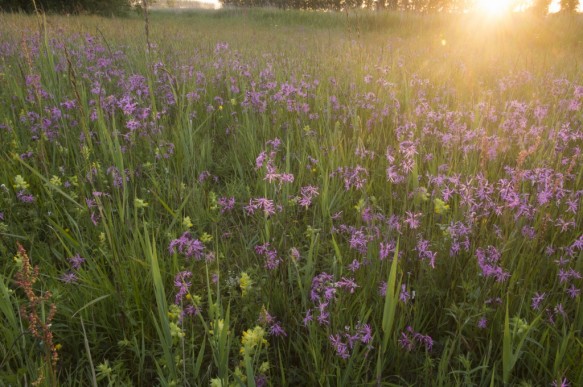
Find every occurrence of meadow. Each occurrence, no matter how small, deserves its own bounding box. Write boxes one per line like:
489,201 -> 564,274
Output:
0,8 -> 582,386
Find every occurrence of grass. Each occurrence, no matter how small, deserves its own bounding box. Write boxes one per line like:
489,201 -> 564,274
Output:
0,7 -> 582,386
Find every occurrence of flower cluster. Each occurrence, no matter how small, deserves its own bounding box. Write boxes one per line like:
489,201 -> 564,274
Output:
329,322 -> 373,359
254,242 -> 282,270
398,326 -> 433,352
60,253 -> 86,284
168,232 -> 205,260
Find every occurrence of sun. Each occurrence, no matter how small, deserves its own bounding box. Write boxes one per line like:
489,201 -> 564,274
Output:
474,0 -> 513,16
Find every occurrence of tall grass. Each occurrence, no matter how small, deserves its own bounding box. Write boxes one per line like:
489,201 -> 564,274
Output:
0,8 -> 582,386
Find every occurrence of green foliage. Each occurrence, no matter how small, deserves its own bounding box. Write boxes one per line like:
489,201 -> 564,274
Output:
0,0 -> 131,16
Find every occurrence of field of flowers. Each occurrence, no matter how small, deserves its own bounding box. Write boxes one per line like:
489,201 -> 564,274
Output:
0,9 -> 581,386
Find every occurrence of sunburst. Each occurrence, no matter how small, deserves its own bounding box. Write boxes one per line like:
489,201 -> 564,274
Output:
474,0 -> 513,16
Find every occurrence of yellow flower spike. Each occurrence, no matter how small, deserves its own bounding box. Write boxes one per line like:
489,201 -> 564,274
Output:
209,319 -> 226,336
134,198 -> 149,208
233,367 -> 246,383
259,361 -> 270,374
434,198 -> 450,215
209,191 -> 218,211
182,216 -> 193,229
418,187 -> 430,202
13,175 -> 30,190
169,322 -> 185,341
96,361 -> 112,376
354,198 -> 365,212
49,175 -> 62,187
200,232 -> 213,243
240,326 -> 268,356
239,272 -> 252,297
168,304 -> 181,321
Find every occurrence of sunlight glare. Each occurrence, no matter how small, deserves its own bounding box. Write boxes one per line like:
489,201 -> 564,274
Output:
548,0 -> 561,13
474,0 -> 512,17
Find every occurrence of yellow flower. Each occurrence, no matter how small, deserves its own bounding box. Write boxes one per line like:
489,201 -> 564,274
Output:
354,198 -> 365,212
200,232 -> 213,243
13,175 -> 30,190
134,198 -> 148,208
417,187 -> 429,202
13,253 -> 23,266
96,361 -> 112,376
259,361 -> 270,374
169,322 -> 185,341
191,294 -> 202,305
182,216 -> 193,229
240,326 -> 267,356
210,378 -> 225,387
239,272 -> 252,297
168,304 -> 181,320
49,175 -> 62,187
233,367 -> 246,383
209,191 -> 218,211
209,319 -> 226,336
434,198 -> 450,215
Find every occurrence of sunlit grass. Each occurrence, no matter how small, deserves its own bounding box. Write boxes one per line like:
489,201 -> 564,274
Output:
0,8 -> 582,386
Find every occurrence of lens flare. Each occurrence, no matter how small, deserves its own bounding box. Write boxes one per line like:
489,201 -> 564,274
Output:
474,0 -> 512,16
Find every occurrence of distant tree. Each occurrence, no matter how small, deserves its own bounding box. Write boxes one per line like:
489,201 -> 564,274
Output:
531,0 -> 552,15
560,0 -> 579,12
0,0 -> 131,15
386,0 -> 398,10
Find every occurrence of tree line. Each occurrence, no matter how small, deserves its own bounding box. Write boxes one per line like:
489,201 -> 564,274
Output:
0,0 -> 579,15
221,0 -> 578,13
0,0 -> 131,15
